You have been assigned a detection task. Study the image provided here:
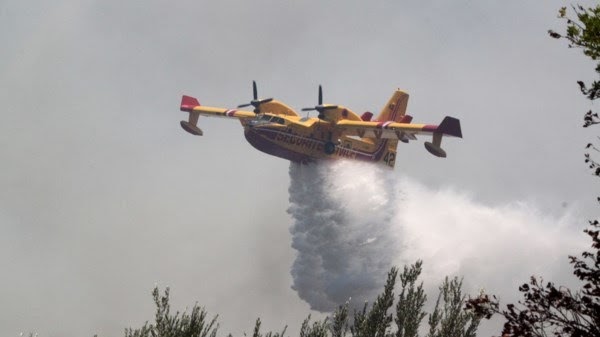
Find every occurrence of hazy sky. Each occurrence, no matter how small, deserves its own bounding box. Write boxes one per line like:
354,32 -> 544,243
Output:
1,1 -> 598,336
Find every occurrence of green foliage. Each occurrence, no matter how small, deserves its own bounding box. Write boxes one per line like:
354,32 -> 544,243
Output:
426,278 -> 479,337
329,303 -> 349,337
344,262 -> 480,337
395,262 -> 427,337
350,267 -> 397,337
248,318 -> 287,337
125,262 -> 480,337
350,261 -> 481,337
549,5 -> 600,100
585,141 -> 600,175
124,287 -> 219,337
549,4 -> 600,177
299,316 -> 328,337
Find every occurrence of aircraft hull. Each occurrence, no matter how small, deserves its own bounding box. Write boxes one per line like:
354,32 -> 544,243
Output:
244,127 -> 314,163
244,126 -> 391,165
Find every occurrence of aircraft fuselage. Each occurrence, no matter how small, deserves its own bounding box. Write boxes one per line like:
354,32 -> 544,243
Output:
240,116 -> 396,167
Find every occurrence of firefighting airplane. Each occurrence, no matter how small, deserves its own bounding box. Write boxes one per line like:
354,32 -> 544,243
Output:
178,82 -> 462,168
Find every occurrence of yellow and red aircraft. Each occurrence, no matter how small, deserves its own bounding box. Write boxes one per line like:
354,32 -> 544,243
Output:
178,82 -> 462,168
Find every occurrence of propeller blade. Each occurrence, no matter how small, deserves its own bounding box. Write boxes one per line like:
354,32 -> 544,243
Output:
318,85 -> 323,105
238,81 -> 271,113
303,86 -> 338,114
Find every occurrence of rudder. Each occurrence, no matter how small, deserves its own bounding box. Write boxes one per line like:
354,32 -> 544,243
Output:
375,90 -> 409,122
371,90 -> 410,168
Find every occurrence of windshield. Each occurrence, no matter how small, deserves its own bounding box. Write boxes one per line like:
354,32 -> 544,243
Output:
253,114 -> 285,125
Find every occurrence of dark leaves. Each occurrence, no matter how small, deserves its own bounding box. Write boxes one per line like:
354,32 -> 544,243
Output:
548,30 -> 562,39
584,110 -> 600,127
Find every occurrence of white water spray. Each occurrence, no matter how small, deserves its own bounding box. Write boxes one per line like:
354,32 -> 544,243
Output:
287,160 -> 585,313
287,160 -> 401,311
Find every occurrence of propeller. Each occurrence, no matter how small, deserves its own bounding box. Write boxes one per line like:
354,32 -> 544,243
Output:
237,81 -> 273,113
302,85 -> 338,119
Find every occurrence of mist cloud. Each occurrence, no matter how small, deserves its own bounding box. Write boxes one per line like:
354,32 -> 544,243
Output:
287,161 -> 400,311
287,160 -> 586,313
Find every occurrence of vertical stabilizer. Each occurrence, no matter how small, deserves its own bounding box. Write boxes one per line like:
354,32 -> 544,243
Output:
375,90 -> 409,122
369,90 -> 410,168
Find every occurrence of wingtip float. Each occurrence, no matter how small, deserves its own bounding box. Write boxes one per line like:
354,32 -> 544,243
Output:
178,82 -> 462,168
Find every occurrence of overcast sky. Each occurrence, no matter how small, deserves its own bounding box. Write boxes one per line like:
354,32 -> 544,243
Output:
1,1 -> 599,336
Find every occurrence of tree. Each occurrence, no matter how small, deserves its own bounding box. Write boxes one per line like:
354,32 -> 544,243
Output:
326,262 -> 481,337
125,262 -> 482,337
548,5 -> 600,102
465,5 -> 600,337
124,287 -> 220,337
466,219 -> 600,337
395,262 -> 427,337
427,277 -> 480,337
549,5 -> 600,177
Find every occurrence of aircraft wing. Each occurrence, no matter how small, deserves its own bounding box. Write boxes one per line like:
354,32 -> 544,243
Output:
179,95 -> 255,135
180,95 -> 255,119
335,116 -> 462,157
336,117 -> 462,139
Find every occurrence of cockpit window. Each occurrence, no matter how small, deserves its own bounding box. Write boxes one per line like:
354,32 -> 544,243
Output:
256,115 -> 285,125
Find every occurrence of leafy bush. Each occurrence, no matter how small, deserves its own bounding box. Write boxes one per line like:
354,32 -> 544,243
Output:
125,261 -> 481,337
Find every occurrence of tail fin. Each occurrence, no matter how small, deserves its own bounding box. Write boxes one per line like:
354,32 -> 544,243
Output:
180,95 -> 200,112
437,116 -> 462,138
375,90 -> 409,122
369,90 -> 410,168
